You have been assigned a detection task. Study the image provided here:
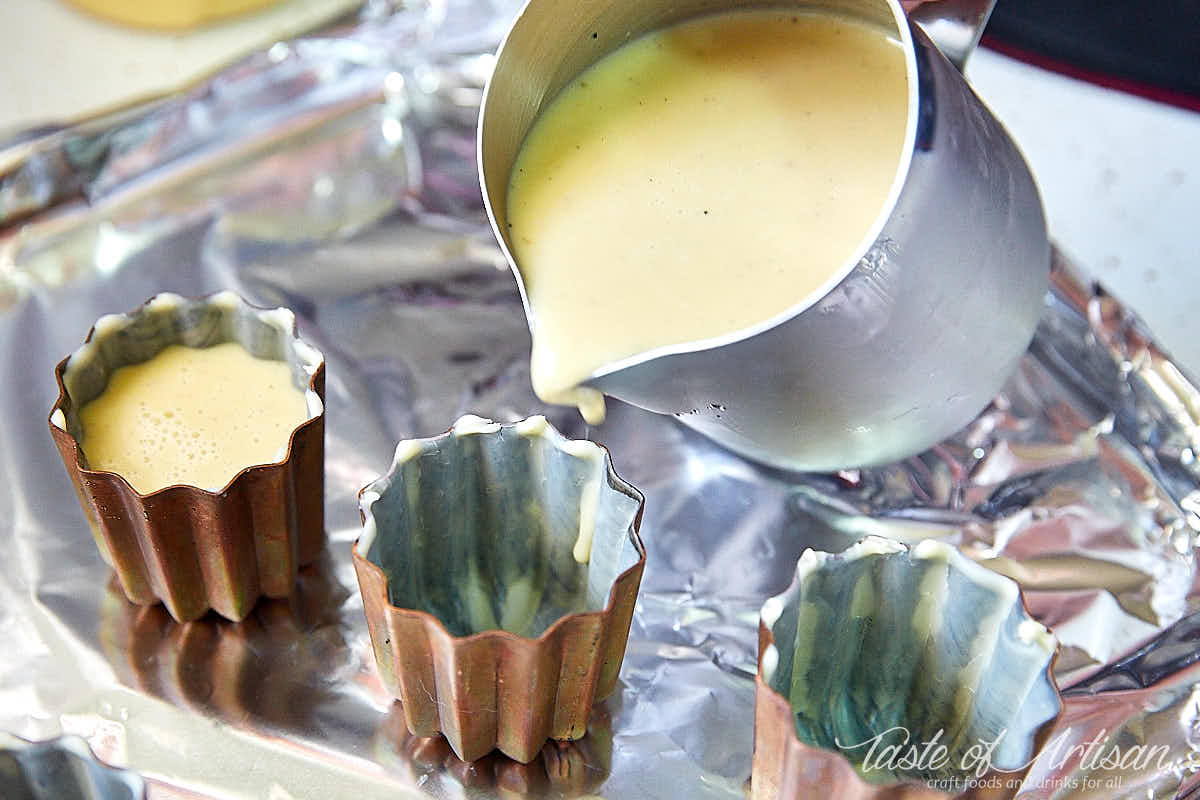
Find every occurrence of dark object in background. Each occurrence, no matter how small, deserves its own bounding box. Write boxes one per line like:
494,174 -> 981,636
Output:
983,0 -> 1200,110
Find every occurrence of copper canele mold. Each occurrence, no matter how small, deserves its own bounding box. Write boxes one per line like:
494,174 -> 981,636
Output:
48,291 -> 326,623
753,537 -> 1063,800
353,414 -> 646,764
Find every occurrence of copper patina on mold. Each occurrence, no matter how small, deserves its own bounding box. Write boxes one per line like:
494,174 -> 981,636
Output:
48,292 -> 325,623
353,415 -> 646,764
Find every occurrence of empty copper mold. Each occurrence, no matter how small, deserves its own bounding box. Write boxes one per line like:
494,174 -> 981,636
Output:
48,292 -> 326,622
353,414 -> 645,763
753,538 -> 1062,799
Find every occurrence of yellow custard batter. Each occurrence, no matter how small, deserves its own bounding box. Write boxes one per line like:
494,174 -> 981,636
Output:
62,0 -> 284,30
506,9 -> 910,423
80,343 -> 310,494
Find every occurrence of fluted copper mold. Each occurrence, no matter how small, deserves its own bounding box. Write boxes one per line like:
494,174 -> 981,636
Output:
753,538 -> 1062,800
352,414 -> 646,764
374,703 -> 613,796
48,292 -> 326,623
0,734 -> 145,799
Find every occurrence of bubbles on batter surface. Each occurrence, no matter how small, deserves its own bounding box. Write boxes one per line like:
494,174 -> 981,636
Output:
79,343 -> 309,493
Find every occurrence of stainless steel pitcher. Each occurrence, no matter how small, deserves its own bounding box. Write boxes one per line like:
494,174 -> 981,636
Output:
478,0 -> 1049,472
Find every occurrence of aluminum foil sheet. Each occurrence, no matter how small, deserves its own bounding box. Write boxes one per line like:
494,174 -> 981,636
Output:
2,2 -> 1199,798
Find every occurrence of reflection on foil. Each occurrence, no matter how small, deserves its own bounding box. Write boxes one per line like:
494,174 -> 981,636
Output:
97,554 -> 350,734
0,732 -> 146,799
1,1 -> 1200,798
786,285 -> 1198,689
373,705 -> 613,799
1020,663 -> 1200,799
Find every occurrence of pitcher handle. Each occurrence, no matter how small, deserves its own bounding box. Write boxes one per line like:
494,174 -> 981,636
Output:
901,0 -> 996,70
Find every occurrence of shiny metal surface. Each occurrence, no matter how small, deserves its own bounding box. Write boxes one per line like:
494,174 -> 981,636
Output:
354,416 -> 645,762
903,0 -> 996,70
478,0 -> 1049,471
0,3 -> 1198,798
0,734 -> 145,799
753,538 -> 1060,798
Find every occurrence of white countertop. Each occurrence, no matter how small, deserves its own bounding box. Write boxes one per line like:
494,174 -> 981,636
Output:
968,46 -> 1200,377
0,0 -> 357,133
3,4 -> 1198,375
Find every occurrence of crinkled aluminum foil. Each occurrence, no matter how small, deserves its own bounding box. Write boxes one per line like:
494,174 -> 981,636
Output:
1,2 -> 1199,798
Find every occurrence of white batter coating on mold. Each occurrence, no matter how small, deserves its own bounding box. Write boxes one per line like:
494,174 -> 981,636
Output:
850,536 -> 907,558
62,293 -> 325,420
355,489 -> 383,557
207,291 -> 239,312
451,414 -> 502,436
292,340 -> 323,374
560,438 -> 605,564
514,414 -> 549,437
465,564 -> 500,632
304,391 -> 324,418
498,575 -> 540,634
91,313 -> 127,338
911,537 -> 951,561
146,293 -> 184,314
1018,618 -> 1056,651
759,596 -> 785,631
390,439 -> 426,467
949,590 -> 1007,742
912,553 -> 949,641
759,645 -> 779,684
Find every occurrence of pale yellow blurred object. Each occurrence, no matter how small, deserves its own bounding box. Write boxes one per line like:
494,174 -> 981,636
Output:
62,0 -> 285,30
0,0 -> 362,133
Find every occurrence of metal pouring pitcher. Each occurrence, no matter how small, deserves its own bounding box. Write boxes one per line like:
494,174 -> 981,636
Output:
478,0 -> 1049,472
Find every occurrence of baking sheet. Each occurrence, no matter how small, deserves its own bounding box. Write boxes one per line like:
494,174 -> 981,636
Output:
0,0 -> 363,134
2,2 -> 1200,797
